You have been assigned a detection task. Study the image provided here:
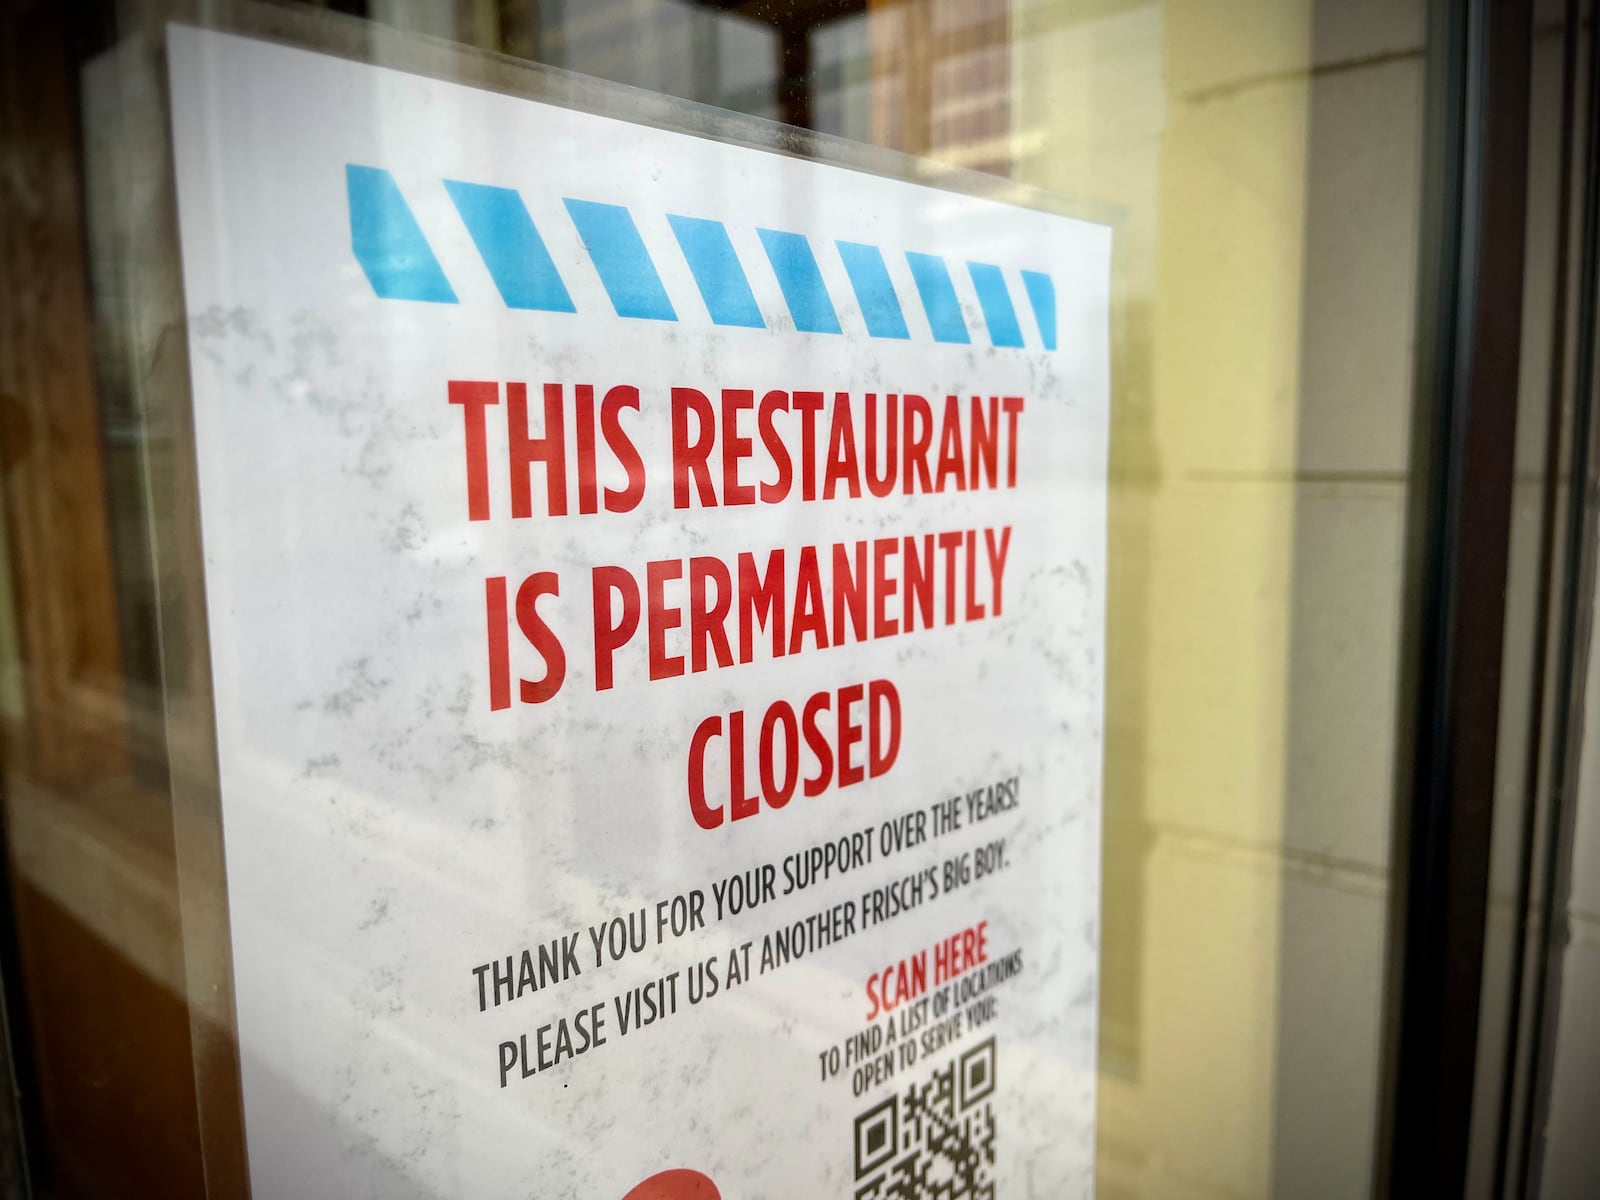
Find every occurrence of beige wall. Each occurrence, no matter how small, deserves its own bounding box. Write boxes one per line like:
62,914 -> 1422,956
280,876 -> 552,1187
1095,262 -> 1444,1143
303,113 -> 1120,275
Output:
1538,636 -> 1600,1194
1012,2 -> 1425,1195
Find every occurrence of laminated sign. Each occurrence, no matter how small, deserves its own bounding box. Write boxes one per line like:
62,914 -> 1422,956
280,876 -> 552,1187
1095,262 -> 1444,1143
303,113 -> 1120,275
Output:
167,23 -> 1110,1199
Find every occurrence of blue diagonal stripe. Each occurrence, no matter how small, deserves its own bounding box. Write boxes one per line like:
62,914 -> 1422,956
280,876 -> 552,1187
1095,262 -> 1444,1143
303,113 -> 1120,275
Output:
905,252 -> 969,344
563,199 -> 677,321
1021,270 -> 1057,351
668,215 -> 764,329
445,181 -> 575,313
836,242 -> 910,340
346,165 -> 456,303
968,262 -> 1025,348
758,229 -> 842,335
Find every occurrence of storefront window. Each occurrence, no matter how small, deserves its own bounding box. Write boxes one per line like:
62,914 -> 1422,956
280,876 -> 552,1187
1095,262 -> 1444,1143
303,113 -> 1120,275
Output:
0,2 -> 1591,1197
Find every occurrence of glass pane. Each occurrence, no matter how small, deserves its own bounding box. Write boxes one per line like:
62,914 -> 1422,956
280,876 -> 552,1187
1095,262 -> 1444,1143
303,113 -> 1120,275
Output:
0,1 -> 1485,1198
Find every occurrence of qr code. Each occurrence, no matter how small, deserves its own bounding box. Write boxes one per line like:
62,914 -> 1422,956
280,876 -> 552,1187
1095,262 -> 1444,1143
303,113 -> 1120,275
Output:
852,1038 -> 997,1199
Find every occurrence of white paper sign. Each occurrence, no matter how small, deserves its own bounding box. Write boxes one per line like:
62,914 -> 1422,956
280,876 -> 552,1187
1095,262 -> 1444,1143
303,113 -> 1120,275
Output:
167,22 -> 1109,1199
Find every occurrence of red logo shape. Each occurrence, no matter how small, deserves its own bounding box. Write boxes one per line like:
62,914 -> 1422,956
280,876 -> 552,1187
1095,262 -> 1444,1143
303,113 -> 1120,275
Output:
622,1169 -> 721,1200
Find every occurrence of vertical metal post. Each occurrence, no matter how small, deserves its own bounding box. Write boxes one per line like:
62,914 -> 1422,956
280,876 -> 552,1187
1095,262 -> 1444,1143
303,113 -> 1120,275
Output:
1514,0 -> 1600,1188
1377,0 -> 1532,1195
